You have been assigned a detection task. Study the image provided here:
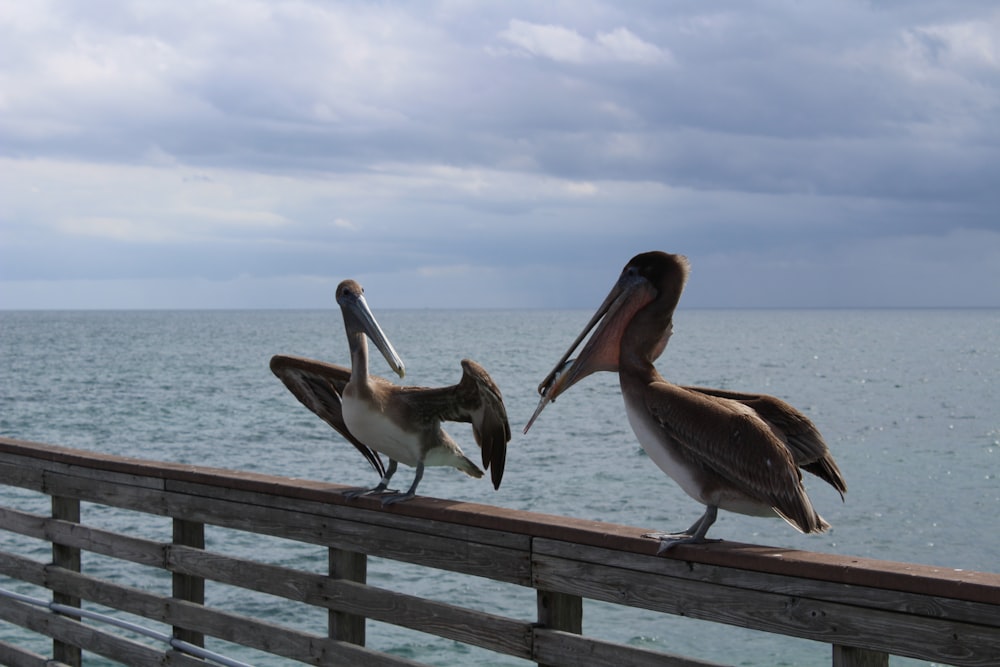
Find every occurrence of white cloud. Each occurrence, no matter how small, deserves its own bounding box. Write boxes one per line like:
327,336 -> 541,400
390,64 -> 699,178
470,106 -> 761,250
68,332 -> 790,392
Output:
565,181 -> 598,196
498,19 -> 672,65
595,27 -> 672,65
56,216 -> 178,243
918,16 -> 1000,69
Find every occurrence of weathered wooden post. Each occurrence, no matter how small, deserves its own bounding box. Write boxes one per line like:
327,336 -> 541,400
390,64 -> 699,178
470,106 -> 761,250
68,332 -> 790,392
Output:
833,644 -> 889,667
329,548 -> 367,645
172,518 -> 205,648
536,589 -> 582,667
51,495 -> 81,667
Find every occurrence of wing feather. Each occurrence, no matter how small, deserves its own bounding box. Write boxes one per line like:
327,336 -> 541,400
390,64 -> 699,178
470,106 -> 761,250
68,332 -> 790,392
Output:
644,383 -> 825,533
459,359 -> 511,490
392,360 -> 510,489
269,354 -> 386,477
685,386 -> 846,499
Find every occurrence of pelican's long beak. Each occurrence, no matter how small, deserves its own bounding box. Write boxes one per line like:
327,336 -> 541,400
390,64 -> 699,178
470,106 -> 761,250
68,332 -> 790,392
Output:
523,268 -> 656,434
345,292 -> 406,379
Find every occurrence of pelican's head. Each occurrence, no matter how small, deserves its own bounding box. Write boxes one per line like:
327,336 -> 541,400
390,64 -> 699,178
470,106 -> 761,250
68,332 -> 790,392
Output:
336,279 -> 405,378
524,251 -> 689,433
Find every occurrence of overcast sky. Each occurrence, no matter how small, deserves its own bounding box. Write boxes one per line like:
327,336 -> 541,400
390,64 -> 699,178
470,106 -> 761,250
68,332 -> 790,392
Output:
2,1 -> 998,309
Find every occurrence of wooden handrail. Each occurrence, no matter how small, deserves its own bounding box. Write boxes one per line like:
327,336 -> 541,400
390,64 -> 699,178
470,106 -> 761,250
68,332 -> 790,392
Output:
1,436 -> 998,666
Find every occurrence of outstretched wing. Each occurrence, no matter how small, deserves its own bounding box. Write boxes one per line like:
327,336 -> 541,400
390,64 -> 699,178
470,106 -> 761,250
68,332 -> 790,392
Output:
684,386 -> 846,500
398,359 -> 511,490
269,354 -> 386,477
459,359 -> 511,490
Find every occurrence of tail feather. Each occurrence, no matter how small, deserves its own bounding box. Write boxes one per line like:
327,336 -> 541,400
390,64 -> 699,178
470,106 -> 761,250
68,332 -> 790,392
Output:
802,457 -> 847,500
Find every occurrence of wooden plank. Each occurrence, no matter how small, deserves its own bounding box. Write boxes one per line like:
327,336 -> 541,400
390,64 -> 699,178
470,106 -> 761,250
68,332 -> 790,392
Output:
39,470 -> 170,517
0,594 -> 205,667
166,544 -> 534,659
0,507 -> 165,568
160,486 -> 532,584
42,459 -> 166,493
166,477 -> 531,551
533,628 -> 729,667
0,450 -> 162,497
533,553 -> 1000,667
0,460 -> 45,494
534,538 -> 1000,628
41,565 -> 429,667
0,639 -> 72,667
317,578 -> 532,659
0,507 -> 54,539
0,438 -> 178,489
0,551 -> 47,586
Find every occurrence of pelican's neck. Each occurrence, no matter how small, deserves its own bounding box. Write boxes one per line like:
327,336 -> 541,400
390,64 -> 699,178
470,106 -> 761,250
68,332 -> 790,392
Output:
620,309 -> 674,383
618,253 -> 687,385
619,348 -> 662,384
348,331 -> 371,386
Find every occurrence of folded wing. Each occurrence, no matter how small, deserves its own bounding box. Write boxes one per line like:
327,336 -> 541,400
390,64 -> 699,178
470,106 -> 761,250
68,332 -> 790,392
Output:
685,386 -> 846,499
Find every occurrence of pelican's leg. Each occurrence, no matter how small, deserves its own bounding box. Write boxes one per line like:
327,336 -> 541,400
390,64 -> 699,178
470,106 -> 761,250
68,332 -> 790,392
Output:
344,460 -> 400,499
643,505 -> 722,554
380,462 -> 424,506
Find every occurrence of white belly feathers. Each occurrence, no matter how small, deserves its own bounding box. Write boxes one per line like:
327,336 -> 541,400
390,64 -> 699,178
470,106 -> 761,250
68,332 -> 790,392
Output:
342,395 -> 422,466
624,396 -> 705,504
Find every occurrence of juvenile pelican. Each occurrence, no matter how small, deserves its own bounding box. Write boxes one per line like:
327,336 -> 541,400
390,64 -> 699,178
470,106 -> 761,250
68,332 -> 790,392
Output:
524,252 -> 845,552
271,280 -> 510,505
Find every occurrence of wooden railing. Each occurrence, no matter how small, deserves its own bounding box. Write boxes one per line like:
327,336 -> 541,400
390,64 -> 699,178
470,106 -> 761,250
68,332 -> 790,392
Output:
0,436 -> 998,667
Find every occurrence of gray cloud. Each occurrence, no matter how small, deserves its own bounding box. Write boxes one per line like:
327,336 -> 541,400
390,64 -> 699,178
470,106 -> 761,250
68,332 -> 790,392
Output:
1,1 -> 999,309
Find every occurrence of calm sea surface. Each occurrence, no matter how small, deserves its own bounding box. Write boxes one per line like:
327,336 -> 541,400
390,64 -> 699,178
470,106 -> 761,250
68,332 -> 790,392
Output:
1,308 -> 998,666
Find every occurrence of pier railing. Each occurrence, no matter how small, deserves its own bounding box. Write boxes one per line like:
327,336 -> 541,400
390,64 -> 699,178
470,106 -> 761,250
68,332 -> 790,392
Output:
0,436 -> 997,667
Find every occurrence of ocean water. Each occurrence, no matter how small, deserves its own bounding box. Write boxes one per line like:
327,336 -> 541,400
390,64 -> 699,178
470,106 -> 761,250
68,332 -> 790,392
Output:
1,308 -> 998,666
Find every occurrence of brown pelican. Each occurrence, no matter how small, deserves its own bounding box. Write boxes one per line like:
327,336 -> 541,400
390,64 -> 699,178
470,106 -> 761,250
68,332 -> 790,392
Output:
524,252 -> 846,552
271,279 -> 510,505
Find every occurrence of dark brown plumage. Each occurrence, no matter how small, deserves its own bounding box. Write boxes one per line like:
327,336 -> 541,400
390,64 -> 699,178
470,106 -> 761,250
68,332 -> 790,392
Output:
526,251 -> 846,551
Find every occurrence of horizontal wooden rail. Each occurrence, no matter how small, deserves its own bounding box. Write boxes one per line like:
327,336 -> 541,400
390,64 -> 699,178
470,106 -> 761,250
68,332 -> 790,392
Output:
0,436 -> 998,666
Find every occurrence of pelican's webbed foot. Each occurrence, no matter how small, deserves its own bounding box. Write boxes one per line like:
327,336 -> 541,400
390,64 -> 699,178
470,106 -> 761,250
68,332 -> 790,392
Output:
379,462 -> 424,507
644,532 -> 723,554
343,460 -> 399,500
379,490 -> 416,506
343,483 -> 398,500
643,505 -> 721,555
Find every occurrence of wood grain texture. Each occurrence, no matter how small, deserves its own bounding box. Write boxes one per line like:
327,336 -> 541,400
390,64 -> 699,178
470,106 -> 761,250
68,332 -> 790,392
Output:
533,628 -> 729,667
